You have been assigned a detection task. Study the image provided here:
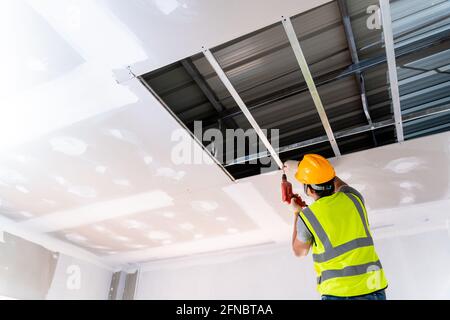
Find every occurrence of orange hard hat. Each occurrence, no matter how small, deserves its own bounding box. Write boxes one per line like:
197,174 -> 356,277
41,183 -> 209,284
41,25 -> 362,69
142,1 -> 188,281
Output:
295,154 -> 335,185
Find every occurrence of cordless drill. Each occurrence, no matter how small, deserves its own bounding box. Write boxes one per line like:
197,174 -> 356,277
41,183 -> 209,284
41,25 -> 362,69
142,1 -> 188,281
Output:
281,174 -> 306,208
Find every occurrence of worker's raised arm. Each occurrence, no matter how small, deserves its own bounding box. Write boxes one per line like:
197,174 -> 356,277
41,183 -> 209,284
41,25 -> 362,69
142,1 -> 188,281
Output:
292,213 -> 312,258
334,176 -> 348,191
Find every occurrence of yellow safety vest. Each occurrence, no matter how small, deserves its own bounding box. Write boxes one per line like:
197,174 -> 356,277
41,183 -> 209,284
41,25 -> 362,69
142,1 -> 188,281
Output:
299,191 -> 388,297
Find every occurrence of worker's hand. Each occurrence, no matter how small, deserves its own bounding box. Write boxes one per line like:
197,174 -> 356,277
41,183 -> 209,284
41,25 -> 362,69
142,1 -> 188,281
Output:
289,195 -> 306,213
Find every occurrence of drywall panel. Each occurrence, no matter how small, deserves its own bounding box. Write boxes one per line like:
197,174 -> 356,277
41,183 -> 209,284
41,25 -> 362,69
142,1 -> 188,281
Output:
25,0 -> 333,81
6,78 -> 233,224
247,131 -> 450,227
46,253 -> 112,300
0,0 -> 140,151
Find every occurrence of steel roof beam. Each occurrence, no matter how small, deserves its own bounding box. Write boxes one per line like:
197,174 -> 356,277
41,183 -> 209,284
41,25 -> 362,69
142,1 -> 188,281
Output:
281,16 -> 341,157
380,0 -> 404,142
202,48 -> 284,170
181,58 -> 224,114
180,58 -> 239,130
338,0 -> 378,147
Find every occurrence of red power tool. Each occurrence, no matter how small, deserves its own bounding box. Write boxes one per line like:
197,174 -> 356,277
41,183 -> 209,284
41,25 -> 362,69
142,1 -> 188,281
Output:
281,173 -> 306,208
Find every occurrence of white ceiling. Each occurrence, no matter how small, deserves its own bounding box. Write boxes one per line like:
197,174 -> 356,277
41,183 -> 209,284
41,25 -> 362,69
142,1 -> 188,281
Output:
0,0 -> 449,268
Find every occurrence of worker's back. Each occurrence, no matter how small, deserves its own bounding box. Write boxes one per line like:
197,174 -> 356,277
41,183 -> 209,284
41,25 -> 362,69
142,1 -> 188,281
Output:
299,190 -> 388,297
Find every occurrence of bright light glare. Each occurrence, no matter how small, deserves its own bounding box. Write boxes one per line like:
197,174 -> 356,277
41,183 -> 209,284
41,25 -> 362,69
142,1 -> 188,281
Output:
0,0 -> 144,150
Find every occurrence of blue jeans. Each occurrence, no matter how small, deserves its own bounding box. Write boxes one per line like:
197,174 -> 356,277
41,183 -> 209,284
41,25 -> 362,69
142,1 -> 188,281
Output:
322,290 -> 386,300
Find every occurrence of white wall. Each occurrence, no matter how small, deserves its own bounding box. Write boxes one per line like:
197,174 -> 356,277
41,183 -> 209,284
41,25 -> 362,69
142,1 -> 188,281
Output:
46,254 -> 112,300
136,243 -> 319,300
136,201 -> 450,300
0,232 -> 59,300
376,229 -> 450,299
0,231 -> 112,300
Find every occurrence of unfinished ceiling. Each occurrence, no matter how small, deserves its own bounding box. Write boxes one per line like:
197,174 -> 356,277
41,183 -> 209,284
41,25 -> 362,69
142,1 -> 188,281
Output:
0,0 -> 449,267
141,0 -> 450,179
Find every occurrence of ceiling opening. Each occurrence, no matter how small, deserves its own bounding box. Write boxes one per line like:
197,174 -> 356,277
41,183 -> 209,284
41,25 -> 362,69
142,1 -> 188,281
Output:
140,0 -> 450,180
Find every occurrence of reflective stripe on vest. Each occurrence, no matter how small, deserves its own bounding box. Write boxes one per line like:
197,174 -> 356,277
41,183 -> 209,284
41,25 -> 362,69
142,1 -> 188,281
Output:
317,260 -> 383,284
302,193 -> 377,283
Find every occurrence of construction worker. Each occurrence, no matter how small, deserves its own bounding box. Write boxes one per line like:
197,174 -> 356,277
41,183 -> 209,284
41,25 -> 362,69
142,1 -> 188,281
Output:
287,154 -> 388,300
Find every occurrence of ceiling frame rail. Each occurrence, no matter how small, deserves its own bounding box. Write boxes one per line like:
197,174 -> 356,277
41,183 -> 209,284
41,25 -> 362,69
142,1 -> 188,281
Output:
202,48 -> 284,170
281,16 -> 341,157
380,0 -> 405,142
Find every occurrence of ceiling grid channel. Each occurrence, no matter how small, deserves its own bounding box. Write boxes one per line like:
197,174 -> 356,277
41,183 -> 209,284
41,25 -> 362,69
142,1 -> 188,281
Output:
379,0 -> 405,142
202,48 -> 284,170
281,16 -> 342,157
